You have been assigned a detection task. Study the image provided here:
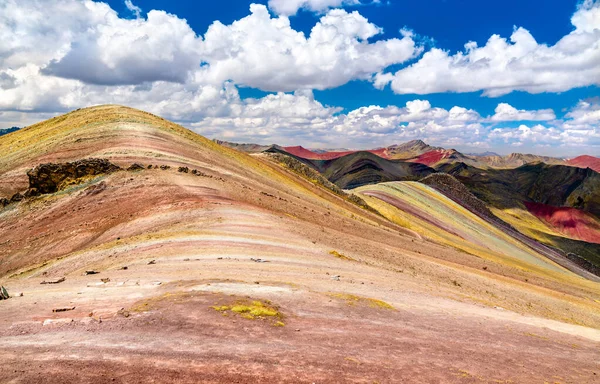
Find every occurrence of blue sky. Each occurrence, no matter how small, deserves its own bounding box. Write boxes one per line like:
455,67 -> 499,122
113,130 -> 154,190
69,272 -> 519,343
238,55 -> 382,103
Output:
1,0 -> 599,155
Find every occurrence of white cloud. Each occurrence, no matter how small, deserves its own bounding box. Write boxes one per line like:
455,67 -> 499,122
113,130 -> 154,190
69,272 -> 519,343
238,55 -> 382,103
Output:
375,1 -> 600,96
565,99 -> 600,125
197,5 -> 419,91
43,9 -> 202,85
192,97 -> 483,148
268,0 -> 362,16
124,0 -> 142,19
490,103 -> 556,122
0,0 -> 599,156
489,125 -> 565,147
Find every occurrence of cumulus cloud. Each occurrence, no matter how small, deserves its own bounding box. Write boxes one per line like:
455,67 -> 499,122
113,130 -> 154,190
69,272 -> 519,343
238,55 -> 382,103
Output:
0,0 -> 599,155
490,103 -> 556,122
193,97 -> 483,148
43,9 -> 202,85
197,5 -> 419,91
488,100 -> 600,151
268,0 -> 368,16
375,0 -> 600,96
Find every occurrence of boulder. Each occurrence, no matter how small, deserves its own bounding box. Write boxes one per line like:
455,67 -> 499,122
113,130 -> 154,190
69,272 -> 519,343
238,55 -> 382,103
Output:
0,286 -> 9,300
0,197 -> 8,207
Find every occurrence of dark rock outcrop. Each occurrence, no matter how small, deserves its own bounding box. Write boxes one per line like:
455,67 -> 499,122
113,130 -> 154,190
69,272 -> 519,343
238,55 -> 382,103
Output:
0,197 -> 8,207
27,158 -> 120,194
127,163 -> 145,171
10,192 -> 24,203
420,173 -> 493,219
0,286 -> 9,300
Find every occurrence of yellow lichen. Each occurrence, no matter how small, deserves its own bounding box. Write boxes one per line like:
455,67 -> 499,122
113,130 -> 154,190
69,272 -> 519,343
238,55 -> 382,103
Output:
329,250 -> 353,261
327,293 -> 394,310
210,299 -> 283,321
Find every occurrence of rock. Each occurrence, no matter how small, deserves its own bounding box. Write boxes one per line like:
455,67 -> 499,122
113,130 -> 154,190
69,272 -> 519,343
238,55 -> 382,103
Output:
84,270 -> 99,275
43,318 -> 73,326
100,278 -> 110,283
41,277 -> 65,285
148,260 -> 156,265
117,308 -> 130,318
27,158 -> 121,195
178,166 -> 189,173
52,307 -> 75,313
120,266 -> 128,270
250,258 -> 269,263
23,188 -> 39,198
9,192 -> 24,203
0,286 -> 9,300
147,165 -> 153,169
127,163 -> 145,171
159,165 -> 170,170
0,197 -> 9,207
331,275 -> 341,281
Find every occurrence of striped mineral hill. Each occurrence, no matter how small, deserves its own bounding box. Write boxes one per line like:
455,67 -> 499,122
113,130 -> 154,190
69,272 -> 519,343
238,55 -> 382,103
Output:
356,181 -> 572,276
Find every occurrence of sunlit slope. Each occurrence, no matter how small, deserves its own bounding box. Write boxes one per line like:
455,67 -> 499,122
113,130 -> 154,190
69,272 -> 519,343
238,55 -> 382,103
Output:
0,105 -> 337,199
355,181 -> 573,277
0,105 -> 395,276
494,206 -> 600,268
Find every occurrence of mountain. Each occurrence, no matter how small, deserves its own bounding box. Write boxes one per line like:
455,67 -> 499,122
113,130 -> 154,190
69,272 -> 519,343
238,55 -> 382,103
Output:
436,162 -> 600,216
217,138 -> 586,171
467,151 -> 501,157
476,153 -> 566,168
0,127 -> 19,136
266,147 -> 436,189
213,139 -> 272,153
2,106 -> 600,382
567,155 -> 600,173
384,139 -> 438,159
281,145 -> 389,160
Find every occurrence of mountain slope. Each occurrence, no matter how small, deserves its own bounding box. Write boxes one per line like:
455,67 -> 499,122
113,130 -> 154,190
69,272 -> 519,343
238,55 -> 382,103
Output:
265,149 -> 436,189
568,155 -> 600,173
1,106 -> 600,382
436,162 -> 600,217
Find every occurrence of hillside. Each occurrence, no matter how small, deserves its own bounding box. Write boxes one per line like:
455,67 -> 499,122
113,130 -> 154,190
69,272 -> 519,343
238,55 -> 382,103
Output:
436,162 -> 600,217
1,106 -> 600,382
568,155 -> 600,173
303,151 -> 436,189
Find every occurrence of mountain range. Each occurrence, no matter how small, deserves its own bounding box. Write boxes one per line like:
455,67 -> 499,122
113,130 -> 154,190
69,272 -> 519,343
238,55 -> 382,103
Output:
1,106 -> 599,382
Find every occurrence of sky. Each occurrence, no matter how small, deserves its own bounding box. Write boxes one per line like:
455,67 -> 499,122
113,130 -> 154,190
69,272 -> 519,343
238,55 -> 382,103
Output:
1,0 -> 599,156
